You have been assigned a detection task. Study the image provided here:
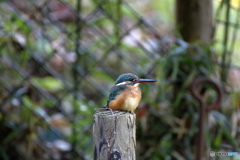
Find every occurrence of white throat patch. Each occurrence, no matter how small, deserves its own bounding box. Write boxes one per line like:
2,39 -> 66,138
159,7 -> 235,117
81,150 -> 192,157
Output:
115,81 -> 140,86
116,81 -> 128,86
134,83 -> 140,87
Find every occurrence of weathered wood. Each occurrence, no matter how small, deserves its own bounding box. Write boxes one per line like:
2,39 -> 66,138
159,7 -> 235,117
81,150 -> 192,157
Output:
93,110 -> 136,160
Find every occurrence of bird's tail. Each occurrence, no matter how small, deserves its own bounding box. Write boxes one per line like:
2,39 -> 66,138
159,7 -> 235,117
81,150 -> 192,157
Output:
103,101 -> 109,108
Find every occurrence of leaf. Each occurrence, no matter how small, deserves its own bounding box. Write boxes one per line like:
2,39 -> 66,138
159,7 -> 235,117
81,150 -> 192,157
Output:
212,111 -> 238,147
31,77 -> 64,92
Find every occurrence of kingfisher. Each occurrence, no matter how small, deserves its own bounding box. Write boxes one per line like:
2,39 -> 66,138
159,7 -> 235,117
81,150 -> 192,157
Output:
104,73 -> 157,112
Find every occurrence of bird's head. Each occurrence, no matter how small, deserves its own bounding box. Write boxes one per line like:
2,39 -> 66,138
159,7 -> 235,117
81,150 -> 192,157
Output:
115,73 -> 157,86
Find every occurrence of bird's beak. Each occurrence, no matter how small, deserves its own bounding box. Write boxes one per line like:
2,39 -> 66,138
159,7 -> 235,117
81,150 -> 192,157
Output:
135,79 -> 157,83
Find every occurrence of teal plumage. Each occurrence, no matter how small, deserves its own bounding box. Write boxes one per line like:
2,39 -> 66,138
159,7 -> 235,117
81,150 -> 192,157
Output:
104,73 -> 157,112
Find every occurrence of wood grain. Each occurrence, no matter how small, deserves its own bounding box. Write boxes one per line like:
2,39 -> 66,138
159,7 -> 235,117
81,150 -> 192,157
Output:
93,110 -> 136,160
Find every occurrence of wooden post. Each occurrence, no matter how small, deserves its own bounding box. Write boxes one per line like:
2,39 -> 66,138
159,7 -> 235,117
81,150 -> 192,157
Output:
93,110 -> 136,160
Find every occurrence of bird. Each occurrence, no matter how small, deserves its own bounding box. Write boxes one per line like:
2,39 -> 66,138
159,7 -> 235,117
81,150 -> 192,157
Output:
104,73 -> 157,112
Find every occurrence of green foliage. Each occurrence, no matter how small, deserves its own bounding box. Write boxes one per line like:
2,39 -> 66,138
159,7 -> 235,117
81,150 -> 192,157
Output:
137,39 -> 240,159
0,0 -> 240,160
165,43 -> 214,80
31,77 -> 64,92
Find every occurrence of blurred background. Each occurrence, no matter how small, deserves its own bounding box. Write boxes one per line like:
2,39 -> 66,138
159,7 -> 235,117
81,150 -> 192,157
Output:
1,0 -> 240,159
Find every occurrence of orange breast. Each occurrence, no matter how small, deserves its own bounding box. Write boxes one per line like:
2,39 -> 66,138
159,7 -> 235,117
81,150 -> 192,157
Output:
108,85 -> 141,112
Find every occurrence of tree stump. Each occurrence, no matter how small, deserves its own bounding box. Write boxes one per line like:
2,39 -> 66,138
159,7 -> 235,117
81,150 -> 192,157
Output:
93,110 -> 136,160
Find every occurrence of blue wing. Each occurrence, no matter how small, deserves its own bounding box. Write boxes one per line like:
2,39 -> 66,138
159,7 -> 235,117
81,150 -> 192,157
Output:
104,85 -> 127,107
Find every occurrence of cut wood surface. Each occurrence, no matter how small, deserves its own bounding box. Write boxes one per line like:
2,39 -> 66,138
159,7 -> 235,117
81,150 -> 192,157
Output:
93,110 -> 136,160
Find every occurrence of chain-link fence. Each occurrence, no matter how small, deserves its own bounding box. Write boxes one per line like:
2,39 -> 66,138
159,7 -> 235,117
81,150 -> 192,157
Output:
1,0 -> 240,160
0,0 -> 167,159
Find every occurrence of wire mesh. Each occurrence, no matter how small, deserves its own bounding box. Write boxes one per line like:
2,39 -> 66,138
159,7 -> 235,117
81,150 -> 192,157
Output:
1,0 -> 240,160
0,0 -> 165,159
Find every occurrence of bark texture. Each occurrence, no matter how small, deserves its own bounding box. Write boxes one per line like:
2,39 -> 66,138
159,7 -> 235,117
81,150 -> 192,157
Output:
176,0 -> 213,44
